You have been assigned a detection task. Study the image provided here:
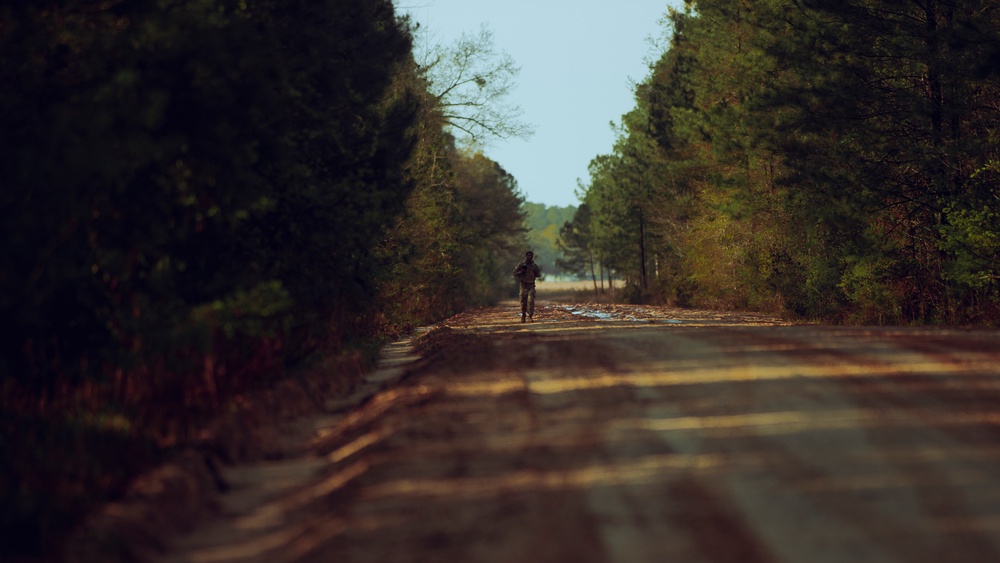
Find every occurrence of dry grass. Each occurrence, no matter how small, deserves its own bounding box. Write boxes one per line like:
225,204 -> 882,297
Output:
535,280 -> 625,304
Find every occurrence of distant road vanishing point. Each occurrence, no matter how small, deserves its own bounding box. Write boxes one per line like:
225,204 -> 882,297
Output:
160,297 -> 1000,563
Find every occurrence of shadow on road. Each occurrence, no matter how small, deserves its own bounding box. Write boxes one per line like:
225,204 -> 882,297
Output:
160,304 -> 1000,563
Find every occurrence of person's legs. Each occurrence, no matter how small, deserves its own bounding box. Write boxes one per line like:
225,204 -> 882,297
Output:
519,286 -> 528,322
527,286 -> 536,320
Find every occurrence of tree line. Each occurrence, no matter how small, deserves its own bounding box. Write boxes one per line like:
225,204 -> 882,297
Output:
523,202 -> 576,279
562,0 -> 1000,323
0,0 -> 527,556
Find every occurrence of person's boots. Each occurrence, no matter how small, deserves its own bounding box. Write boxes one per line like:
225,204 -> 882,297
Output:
528,313 -> 533,322
521,313 -> 526,323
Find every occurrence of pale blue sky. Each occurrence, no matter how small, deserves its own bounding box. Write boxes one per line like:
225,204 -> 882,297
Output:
400,0 -> 683,208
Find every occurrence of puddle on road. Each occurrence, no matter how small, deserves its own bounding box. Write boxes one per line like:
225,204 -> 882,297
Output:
552,304 -> 793,327
559,305 -> 684,324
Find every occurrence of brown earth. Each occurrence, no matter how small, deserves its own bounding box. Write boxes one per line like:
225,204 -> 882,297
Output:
139,282 -> 1000,563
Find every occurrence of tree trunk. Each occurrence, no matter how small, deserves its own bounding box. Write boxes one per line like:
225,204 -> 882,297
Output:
589,251 -> 598,293
638,207 -> 648,290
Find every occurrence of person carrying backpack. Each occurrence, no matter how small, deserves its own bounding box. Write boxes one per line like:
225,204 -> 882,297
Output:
513,251 -> 542,323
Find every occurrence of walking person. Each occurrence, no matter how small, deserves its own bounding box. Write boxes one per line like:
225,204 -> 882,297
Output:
513,251 -> 542,323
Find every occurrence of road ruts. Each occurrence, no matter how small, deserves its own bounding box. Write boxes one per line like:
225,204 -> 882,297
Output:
159,303 -> 1000,563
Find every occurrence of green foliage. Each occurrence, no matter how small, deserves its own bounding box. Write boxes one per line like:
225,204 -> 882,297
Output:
576,1 -> 1000,321
940,205 -> 1000,289
524,202 -> 577,233
1,0 -> 418,384
373,38 -> 528,333
189,280 -> 292,340
0,0 -> 426,556
452,153 -> 528,304
523,202 -> 576,278
375,144 -> 527,331
558,203 -> 599,281
1,0 -> 530,554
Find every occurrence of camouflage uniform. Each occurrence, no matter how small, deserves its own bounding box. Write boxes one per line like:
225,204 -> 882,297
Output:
513,253 -> 542,322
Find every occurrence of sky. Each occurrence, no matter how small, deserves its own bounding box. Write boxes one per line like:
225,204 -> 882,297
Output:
400,0 -> 683,208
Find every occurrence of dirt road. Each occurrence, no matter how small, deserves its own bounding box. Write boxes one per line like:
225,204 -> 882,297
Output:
160,291 -> 1000,563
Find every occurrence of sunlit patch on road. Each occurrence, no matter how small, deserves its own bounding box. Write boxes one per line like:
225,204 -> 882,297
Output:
362,453 -> 728,499
158,302 -> 1000,563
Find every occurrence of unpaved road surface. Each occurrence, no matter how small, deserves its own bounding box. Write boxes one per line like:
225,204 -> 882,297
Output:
160,294 -> 1000,563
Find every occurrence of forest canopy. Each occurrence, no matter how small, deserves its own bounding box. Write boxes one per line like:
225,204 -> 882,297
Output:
0,0 -> 527,556
565,0 -> 1000,323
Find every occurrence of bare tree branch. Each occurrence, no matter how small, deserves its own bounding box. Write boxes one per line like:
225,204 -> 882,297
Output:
416,24 -> 534,144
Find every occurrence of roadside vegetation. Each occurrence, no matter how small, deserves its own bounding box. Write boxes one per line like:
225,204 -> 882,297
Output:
7,0 -> 999,558
523,203 -> 576,279
561,1 -> 1000,324
0,1 -> 528,558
